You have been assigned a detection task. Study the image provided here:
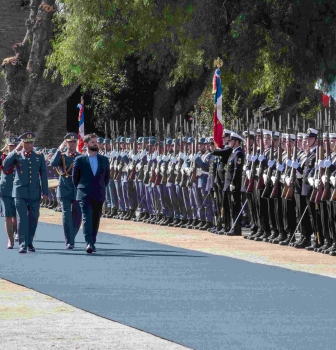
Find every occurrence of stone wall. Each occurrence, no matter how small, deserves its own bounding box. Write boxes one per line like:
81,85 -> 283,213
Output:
0,0 -> 67,145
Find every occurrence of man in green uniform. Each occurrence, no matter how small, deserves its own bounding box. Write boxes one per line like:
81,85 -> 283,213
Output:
3,132 -> 48,253
50,133 -> 82,249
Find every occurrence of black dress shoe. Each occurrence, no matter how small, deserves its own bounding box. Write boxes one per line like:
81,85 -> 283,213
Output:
187,219 -> 199,229
272,233 -> 287,244
248,231 -> 262,240
255,232 -> 271,242
199,222 -> 213,231
28,245 -> 35,252
294,238 -> 311,249
168,218 -> 180,227
193,221 -> 205,230
217,229 -> 226,235
322,242 -> 336,254
92,245 -> 96,252
314,239 -> 332,253
175,220 -> 187,228
226,230 -> 242,236
14,233 -> 19,242
19,248 -> 27,254
244,231 -> 257,240
265,232 -> 279,243
181,219 -> 192,228
86,245 -> 93,254
160,217 -> 173,226
7,245 -> 14,249
66,244 -> 74,250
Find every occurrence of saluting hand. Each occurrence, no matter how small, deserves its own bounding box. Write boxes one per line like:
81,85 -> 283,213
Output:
59,140 -> 67,150
15,141 -> 24,152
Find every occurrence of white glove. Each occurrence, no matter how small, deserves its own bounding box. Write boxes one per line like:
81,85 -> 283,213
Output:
296,171 -> 303,179
251,155 -> 258,162
193,154 -> 200,161
286,159 -> 292,167
292,161 -> 299,169
258,155 -> 265,162
262,174 -> 268,183
324,159 -> 331,168
331,176 -> 336,187
314,179 -> 320,188
163,155 -> 170,162
178,152 -> 185,159
152,151 -> 158,159
318,159 -> 325,168
156,155 -> 162,162
230,184 -> 235,191
322,175 -> 326,185
246,170 -> 251,179
132,154 -> 139,161
114,152 -> 119,158
160,165 -> 165,173
271,176 -> 276,185
280,174 -> 285,183
277,163 -> 284,172
243,165 -> 246,171
247,154 -> 252,162
268,160 -> 275,168
171,157 -> 178,164
308,178 -> 314,187
140,150 -> 147,158
285,177 -> 291,186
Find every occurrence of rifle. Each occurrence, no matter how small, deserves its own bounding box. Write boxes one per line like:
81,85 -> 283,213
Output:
261,130 -> 275,198
256,128 -> 265,190
167,130 -> 179,183
309,127 -> 322,202
241,123 -> 250,192
137,118 -> 146,181
175,131 -> 184,183
321,128 -> 331,201
110,120 -> 115,179
160,124 -> 169,185
115,122 -> 127,181
285,130 -> 298,200
270,131 -> 282,199
150,119 -> 160,184
127,126 -> 137,181
314,128 -> 325,203
187,126 -> 199,186
180,139 -> 189,188
246,129 -> 257,193
113,123 -> 121,180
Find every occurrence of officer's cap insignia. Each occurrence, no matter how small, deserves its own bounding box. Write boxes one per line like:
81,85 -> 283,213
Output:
27,134 -> 32,139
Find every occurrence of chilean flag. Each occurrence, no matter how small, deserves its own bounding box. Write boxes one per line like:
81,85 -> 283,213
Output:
213,68 -> 223,148
77,102 -> 85,152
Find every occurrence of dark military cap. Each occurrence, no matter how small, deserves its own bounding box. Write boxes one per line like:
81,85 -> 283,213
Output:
20,132 -> 35,142
166,138 -> 173,145
64,132 -> 78,141
97,137 -> 104,143
103,138 -> 111,145
6,137 -> 20,145
198,137 -> 207,144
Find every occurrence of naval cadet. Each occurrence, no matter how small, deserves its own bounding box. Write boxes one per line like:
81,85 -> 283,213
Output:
0,137 -> 20,248
3,132 -> 48,253
50,133 -> 82,249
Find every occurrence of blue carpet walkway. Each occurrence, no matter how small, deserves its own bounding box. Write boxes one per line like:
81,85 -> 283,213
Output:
0,218 -> 335,350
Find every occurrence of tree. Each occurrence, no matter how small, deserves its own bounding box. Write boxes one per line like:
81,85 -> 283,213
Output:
0,0 -> 77,140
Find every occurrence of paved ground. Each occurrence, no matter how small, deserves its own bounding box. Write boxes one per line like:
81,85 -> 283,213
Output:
40,209 -> 336,279
1,213 -> 336,350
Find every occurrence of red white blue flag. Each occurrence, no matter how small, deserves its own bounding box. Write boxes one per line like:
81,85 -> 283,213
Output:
77,102 -> 85,152
213,68 -> 223,148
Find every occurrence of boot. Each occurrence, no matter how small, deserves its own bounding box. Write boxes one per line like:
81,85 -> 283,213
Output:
156,215 -> 166,224
244,230 -> 257,240
193,221 -> 205,230
187,219 -> 199,229
168,218 -> 180,227
160,217 -> 173,226
279,234 -> 295,246
181,219 -> 192,229
199,221 -> 213,231
175,219 -> 187,228
265,231 -> 279,243
150,215 -> 158,224
294,237 -> 311,249
134,212 -> 145,222
249,231 -> 263,240
314,238 -> 331,253
255,232 -> 271,242
272,232 -> 287,244
322,242 -> 336,254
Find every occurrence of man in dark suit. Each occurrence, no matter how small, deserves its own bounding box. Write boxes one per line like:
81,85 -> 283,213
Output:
73,133 -> 110,253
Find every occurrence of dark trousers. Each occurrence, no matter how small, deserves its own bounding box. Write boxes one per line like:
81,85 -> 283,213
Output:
327,201 -> 336,241
79,198 -> 103,246
246,192 -> 258,232
229,191 -> 242,234
256,188 -> 271,234
282,196 -> 296,234
294,194 -> 311,238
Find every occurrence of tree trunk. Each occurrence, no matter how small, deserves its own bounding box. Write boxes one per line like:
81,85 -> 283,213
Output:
0,0 -> 77,138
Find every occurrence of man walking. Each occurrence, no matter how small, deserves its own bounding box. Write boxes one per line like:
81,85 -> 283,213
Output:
3,132 -> 48,253
50,133 -> 82,250
73,133 -> 110,253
